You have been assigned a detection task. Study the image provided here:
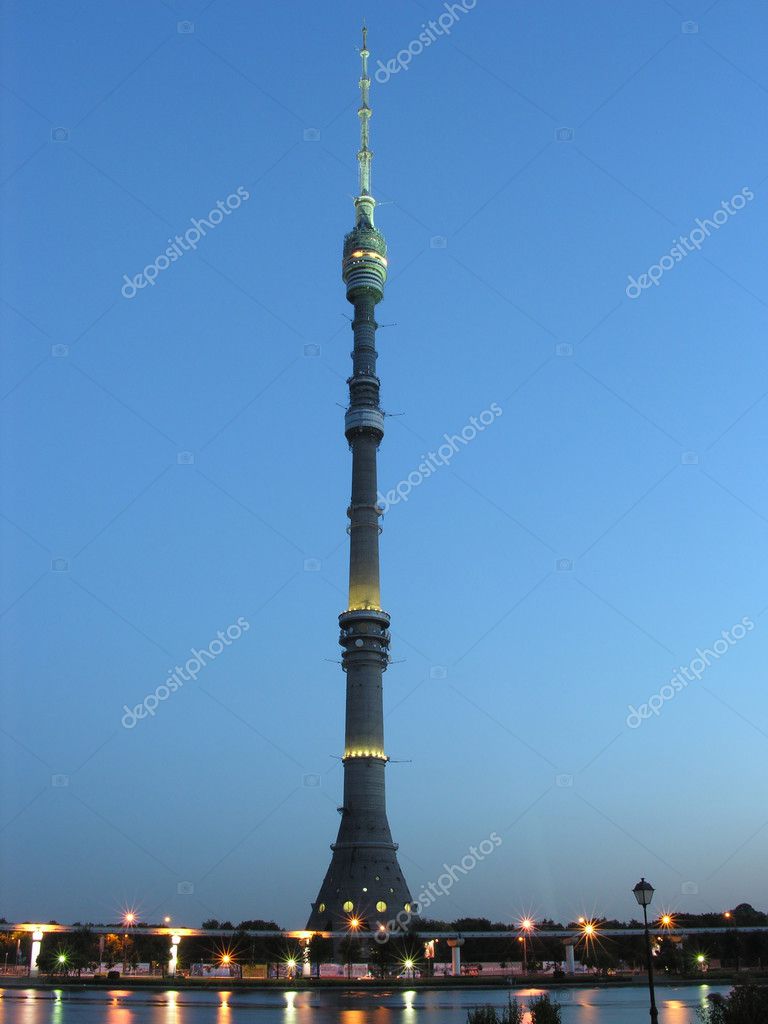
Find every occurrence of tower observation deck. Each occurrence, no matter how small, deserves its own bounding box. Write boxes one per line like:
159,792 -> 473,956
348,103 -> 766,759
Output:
306,26 -> 413,933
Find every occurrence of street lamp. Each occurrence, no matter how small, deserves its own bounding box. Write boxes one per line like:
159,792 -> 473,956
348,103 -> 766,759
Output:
121,911 -> 137,977
519,918 -> 534,975
347,916 -> 360,979
633,878 -> 659,1024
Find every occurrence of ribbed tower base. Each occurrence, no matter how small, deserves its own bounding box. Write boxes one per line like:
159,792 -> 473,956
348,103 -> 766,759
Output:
306,842 -> 412,932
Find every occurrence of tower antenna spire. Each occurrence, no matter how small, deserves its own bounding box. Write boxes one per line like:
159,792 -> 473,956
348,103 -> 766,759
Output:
356,21 -> 374,222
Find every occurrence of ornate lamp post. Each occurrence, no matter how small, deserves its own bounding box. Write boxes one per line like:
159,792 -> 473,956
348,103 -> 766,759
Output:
633,878 -> 659,1024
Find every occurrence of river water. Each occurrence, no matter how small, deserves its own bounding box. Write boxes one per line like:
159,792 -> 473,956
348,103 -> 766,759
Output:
0,983 -> 728,1023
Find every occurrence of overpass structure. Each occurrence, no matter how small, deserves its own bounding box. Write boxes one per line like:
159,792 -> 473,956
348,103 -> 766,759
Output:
2,922 -> 767,979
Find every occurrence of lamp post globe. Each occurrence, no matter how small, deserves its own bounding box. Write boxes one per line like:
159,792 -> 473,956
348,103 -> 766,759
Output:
633,878 -> 655,908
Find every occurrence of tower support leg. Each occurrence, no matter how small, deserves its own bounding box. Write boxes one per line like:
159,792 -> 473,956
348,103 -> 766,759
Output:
29,932 -> 43,978
169,936 -> 180,977
565,942 -> 575,975
447,938 -> 464,977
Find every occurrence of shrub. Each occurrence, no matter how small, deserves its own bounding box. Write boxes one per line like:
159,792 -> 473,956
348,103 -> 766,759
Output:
467,998 -> 524,1023
529,994 -> 562,1024
698,985 -> 768,1024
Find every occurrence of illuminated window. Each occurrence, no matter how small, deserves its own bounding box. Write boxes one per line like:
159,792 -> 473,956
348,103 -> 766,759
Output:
404,903 -> 411,913
376,901 -> 387,913
343,900 -> 354,913
318,903 -> 326,912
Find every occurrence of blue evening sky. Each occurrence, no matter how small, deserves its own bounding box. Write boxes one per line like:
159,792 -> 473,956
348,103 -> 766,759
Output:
1,0 -> 767,929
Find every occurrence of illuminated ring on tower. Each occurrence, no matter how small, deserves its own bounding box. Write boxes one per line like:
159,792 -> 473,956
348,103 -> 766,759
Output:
339,608 -> 390,627
342,749 -> 389,761
342,241 -> 387,301
345,407 -> 384,437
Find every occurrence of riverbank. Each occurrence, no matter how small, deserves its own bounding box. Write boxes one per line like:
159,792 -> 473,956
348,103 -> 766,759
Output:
0,970 -> 760,992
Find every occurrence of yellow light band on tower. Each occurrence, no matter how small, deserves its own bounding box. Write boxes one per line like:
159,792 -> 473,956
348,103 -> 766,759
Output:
349,249 -> 388,265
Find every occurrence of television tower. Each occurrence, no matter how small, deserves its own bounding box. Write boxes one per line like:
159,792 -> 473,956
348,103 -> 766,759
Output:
306,26 -> 413,931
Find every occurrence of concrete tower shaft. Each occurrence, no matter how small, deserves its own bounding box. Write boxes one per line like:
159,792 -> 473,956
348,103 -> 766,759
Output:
346,297 -> 384,612
306,27 -> 412,933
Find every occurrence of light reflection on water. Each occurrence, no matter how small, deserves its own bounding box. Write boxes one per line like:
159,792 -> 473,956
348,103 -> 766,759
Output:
0,984 -> 727,1023
164,989 -> 177,1024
